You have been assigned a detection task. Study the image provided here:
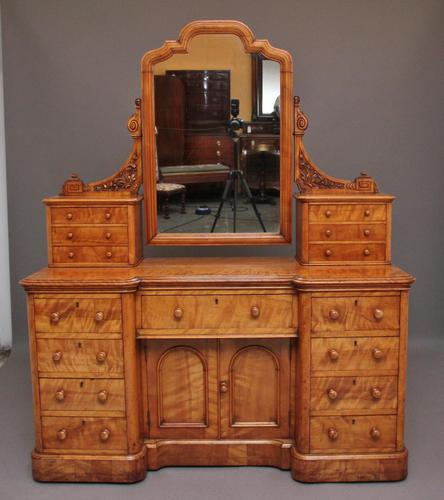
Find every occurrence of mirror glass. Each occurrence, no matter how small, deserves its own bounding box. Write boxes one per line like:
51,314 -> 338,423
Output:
153,34 -> 281,234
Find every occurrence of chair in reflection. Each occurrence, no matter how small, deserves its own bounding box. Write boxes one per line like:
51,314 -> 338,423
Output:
156,182 -> 186,219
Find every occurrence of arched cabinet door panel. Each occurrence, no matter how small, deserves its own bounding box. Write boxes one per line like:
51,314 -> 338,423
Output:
145,339 -> 218,439
220,339 -> 291,439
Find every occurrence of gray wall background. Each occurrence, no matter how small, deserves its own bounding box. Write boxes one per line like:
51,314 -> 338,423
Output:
2,0 -> 443,347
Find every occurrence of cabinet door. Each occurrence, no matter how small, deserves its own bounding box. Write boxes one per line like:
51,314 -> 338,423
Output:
220,339 -> 290,439
146,340 -> 218,439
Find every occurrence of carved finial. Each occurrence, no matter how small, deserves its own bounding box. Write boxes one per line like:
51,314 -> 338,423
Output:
294,96 -> 301,106
127,99 -> 142,137
294,96 -> 308,135
60,173 -> 86,196
135,97 -> 141,109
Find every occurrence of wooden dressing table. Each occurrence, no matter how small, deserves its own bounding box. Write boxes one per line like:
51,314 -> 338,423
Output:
21,20 -> 414,484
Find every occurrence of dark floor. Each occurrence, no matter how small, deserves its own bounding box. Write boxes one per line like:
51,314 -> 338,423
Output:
0,335 -> 443,500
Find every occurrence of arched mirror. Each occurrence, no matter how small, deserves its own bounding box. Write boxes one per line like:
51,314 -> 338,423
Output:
142,21 -> 293,245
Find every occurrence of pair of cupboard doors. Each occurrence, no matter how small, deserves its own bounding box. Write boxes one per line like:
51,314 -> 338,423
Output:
143,338 -> 293,440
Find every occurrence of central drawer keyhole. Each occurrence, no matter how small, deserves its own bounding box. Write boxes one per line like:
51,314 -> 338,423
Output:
215,298 -> 219,305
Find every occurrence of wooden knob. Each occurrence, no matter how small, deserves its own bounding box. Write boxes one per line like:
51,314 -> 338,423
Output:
66,212 -> 73,220
363,248 -> 371,256
251,306 -> 260,319
363,228 -> 371,237
174,307 -> 184,320
97,390 -> 108,403
50,312 -> 61,323
55,389 -> 65,402
52,351 -> 63,362
106,251 -> 112,259
324,229 -> 332,237
327,388 -> 338,400
216,140 -> 221,146
105,211 -> 112,220
220,381 -> 228,393
328,349 -> 339,361
105,232 -> 112,240
325,210 -> 332,218
370,426 -> 380,440
372,347 -> 384,360
99,428 -> 111,442
68,251 -> 75,259
57,428 -> 68,441
364,209 -> 371,217
370,387 -> 382,400
95,311 -> 104,322
216,150 -> 221,157
373,308 -> 384,320
327,427 -> 339,441
325,248 -> 332,257
66,232 -> 74,240
329,309 -> 339,320
96,351 -> 107,363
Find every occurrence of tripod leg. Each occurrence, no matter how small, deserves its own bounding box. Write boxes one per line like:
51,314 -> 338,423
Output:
210,176 -> 233,233
240,174 -> 267,232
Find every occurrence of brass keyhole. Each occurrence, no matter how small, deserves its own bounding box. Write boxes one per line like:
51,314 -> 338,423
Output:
215,298 -> 219,305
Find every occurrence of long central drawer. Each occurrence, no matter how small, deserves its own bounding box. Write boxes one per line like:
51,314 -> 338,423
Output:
140,293 -> 295,330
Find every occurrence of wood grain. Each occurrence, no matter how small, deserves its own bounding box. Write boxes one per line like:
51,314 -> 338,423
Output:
309,204 -> 386,223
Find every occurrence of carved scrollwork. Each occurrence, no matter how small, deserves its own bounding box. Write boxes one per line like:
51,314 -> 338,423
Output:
92,159 -> 139,193
294,96 -> 308,135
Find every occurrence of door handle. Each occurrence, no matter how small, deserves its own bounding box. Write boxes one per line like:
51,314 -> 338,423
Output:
220,381 -> 228,393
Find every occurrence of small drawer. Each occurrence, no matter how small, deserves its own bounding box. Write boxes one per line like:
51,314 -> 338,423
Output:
36,339 -> 124,376
311,296 -> 400,333
308,243 -> 387,262
309,204 -> 386,223
39,378 -> 125,413
310,376 -> 398,412
141,294 -> 295,330
34,297 -> 122,333
41,416 -> 127,452
311,337 -> 399,373
52,246 -> 129,264
308,223 -> 386,242
51,226 -> 129,245
310,415 -> 396,453
50,206 -> 128,224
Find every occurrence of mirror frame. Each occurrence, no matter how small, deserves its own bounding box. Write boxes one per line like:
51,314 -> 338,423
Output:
141,20 -> 293,245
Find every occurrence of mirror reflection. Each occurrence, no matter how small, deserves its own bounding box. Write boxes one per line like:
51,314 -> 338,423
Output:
154,35 -> 281,234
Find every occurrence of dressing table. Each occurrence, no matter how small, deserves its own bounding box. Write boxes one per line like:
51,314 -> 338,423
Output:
20,20 -> 414,483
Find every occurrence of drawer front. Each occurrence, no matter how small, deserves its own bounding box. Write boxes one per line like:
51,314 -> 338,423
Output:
311,337 -> 399,372
308,223 -> 386,242
308,243 -> 386,262
52,246 -> 129,264
141,294 -> 295,330
310,376 -> 398,412
34,298 -> 122,333
309,204 -> 387,223
39,378 -> 125,412
310,415 -> 396,453
50,206 -> 128,224
312,296 -> 400,333
36,339 -> 124,375
51,226 -> 128,245
41,416 -> 127,452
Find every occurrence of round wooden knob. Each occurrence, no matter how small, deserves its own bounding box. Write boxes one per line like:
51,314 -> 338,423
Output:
106,251 -> 112,259
327,388 -> 338,400
325,229 -> 332,237
95,311 -> 104,322
373,308 -> 384,320
216,150 -> 221,157
325,210 -> 332,218
370,426 -> 380,440
52,351 -> 63,362
96,351 -> 107,363
220,381 -> 228,393
50,312 -> 61,323
329,309 -> 339,320
66,232 -> 74,240
97,390 -> 108,403
251,306 -> 260,319
55,389 -> 65,402
105,211 -> 112,220
328,349 -> 339,361
216,140 -> 221,146
363,228 -> 371,237
372,347 -> 384,360
327,427 -> 339,441
174,307 -> 184,320
57,428 -> 68,441
68,251 -> 75,259
105,232 -> 112,240
325,248 -> 332,257
66,212 -> 73,220
364,209 -> 371,217
363,248 -> 371,256
99,428 -> 111,442
370,387 -> 382,400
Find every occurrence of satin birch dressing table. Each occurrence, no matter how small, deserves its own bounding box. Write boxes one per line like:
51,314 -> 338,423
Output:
21,20 -> 414,483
